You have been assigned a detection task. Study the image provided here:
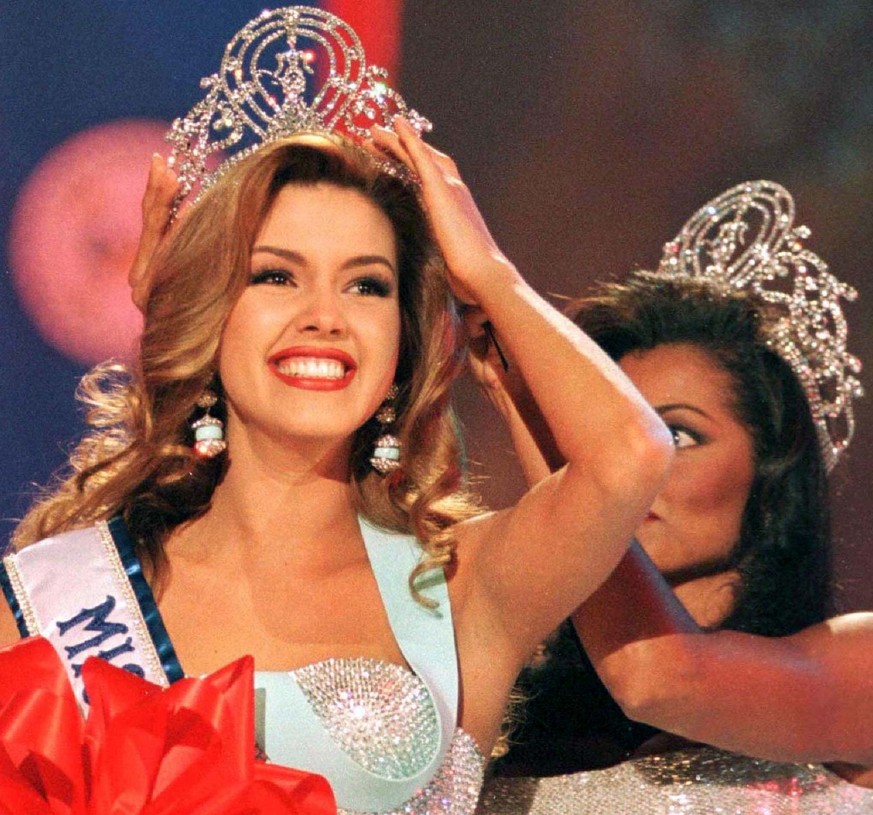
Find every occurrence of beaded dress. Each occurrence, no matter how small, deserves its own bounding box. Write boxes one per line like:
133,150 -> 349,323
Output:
477,745 -> 873,814
0,517 -> 485,814
482,623 -> 873,813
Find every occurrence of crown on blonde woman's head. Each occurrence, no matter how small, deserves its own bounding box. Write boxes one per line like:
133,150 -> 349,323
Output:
166,6 -> 432,208
653,180 -> 862,471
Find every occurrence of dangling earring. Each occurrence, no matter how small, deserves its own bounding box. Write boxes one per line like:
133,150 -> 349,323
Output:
370,384 -> 401,474
191,389 -> 227,458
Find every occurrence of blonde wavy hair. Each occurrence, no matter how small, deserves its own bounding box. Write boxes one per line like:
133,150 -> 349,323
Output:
13,134 -> 480,601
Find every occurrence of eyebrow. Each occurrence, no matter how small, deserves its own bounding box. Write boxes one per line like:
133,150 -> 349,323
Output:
656,402 -> 713,421
252,244 -> 396,274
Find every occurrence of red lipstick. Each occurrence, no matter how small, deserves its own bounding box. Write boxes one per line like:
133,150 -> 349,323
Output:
268,346 -> 357,391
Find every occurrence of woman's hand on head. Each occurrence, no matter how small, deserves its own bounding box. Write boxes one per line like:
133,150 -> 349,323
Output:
129,153 -> 180,311
370,118 -> 517,306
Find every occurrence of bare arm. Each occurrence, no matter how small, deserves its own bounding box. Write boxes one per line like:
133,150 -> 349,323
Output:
475,339 -> 873,773
573,555 -> 873,768
373,120 -> 674,664
599,614 -> 873,768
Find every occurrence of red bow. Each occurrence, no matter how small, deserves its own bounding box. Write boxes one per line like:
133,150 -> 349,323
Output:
0,636 -> 336,814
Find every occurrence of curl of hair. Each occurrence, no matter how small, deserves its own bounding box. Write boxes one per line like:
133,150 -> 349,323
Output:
568,273 -> 832,636
13,134 -> 480,601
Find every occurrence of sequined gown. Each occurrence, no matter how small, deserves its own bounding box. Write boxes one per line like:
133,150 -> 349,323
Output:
0,518 -> 486,814
479,625 -> 873,812
478,745 -> 873,814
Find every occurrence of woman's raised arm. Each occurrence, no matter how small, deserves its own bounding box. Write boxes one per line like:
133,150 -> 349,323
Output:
373,120 -> 674,664
470,332 -> 873,779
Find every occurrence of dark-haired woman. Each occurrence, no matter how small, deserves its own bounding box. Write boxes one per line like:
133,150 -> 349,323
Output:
475,182 -> 873,812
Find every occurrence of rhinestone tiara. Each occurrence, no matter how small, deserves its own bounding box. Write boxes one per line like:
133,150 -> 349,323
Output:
655,180 -> 862,471
166,6 -> 432,206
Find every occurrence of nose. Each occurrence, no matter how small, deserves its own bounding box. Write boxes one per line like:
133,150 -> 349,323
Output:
293,285 -> 348,336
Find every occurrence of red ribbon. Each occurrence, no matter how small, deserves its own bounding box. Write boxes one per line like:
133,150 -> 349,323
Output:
0,637 -> 336,814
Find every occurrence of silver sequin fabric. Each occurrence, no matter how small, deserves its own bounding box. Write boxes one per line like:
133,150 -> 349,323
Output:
339,729 -> 485,815
476,747 -> 873,814
296,658 -> 441,779
294,658 -> 485,814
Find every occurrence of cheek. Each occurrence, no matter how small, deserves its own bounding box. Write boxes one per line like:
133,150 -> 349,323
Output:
217,298 -> 275,389
670,449 -> 753,535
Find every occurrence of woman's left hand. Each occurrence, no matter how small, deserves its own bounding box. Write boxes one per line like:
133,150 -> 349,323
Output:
371,118 -> 516,305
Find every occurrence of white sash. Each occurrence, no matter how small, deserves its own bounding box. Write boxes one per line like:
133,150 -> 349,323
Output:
1,516 -> 460,811
0,518 -> 182,707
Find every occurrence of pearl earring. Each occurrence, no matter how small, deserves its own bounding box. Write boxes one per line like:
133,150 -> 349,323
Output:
370,384 -> 401,474
191,389 -> 226,458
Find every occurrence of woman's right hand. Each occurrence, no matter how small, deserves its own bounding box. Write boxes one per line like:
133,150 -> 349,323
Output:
129,153 -> 179,311
370,118 -> 518,308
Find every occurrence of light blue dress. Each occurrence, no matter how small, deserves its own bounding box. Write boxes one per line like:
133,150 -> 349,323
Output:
1,516 -> 485,814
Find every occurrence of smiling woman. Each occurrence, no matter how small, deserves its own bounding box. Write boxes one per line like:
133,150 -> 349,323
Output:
220,183 -> 402,446
0,7 -> 675,814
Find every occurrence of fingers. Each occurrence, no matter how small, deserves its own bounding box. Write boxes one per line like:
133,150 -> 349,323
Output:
392,116 -> 460,183
367,126 -> 414,170
371,118 -> 460,188
141,153 -> 179,228
129,154 -> 179,311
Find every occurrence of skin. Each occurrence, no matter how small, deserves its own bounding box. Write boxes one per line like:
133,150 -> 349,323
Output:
128,153 -> 179,311
471,327 -> 873,779
219,184 -> 401,457
620,345 -> 754,627
1,123 -> 676,761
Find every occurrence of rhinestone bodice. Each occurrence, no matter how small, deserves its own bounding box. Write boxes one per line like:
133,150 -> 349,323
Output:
477,746 -> 873,814
256,659 -> 484,814
4,518 -> 482,813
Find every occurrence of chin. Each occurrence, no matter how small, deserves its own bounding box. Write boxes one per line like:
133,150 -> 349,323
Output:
634,534 -> 670,573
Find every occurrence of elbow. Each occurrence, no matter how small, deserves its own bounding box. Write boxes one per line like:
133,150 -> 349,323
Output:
602,636 -> 701,726
596,419 -> 675,503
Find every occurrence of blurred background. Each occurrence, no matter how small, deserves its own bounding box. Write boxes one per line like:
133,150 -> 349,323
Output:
1,1 -> 871,608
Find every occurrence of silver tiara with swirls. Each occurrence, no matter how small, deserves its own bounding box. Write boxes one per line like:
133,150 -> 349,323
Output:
166,6 -> 432,205
655,180 -> 862,471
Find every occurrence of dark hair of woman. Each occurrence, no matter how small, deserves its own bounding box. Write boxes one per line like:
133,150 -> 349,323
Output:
569,272 -> 832,636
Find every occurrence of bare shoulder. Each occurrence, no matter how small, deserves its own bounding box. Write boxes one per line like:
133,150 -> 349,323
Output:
0,597 -> 22,648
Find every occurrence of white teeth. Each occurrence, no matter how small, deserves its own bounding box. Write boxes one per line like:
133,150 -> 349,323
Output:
276,357 -> 346,379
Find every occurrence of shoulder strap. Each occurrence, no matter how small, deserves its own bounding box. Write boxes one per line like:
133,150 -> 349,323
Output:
255,517 -> 459,810
0,518 -> 183,707
358,517 -> 458,753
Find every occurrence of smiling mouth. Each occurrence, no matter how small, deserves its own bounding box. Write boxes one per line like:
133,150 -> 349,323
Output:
268,349 -> 357,391
275,357 -> 347,380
